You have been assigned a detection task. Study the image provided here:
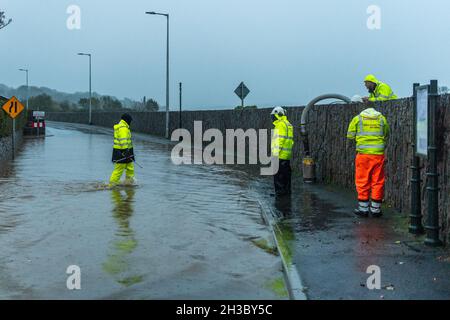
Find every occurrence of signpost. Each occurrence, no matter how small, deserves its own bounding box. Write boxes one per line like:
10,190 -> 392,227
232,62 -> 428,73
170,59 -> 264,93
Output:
410,83 -> 424,235
424,80 -> 442,246
410,80 -> 442,246
234,82 -> 250,108
2,96 -> 25,160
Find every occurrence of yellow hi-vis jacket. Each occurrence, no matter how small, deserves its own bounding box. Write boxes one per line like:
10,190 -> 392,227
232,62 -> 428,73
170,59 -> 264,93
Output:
347,108 -> 389,155
271,115 -> 294,160
365,74 -> 398,102
112,119 -> 134,163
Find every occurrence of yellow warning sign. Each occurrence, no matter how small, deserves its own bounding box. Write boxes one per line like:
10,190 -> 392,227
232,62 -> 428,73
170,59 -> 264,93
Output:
2,96 -> 24,119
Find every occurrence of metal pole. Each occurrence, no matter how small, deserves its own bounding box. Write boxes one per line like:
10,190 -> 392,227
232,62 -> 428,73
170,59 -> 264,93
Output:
89,54 -> 92,125
424,80 -> 442,246
241,84 -> 244,108
12,118 -> 15,160
165,15 -> 170,139
26,70 -> 29,112
409,83 -> 424,234
179,82 -> 182,129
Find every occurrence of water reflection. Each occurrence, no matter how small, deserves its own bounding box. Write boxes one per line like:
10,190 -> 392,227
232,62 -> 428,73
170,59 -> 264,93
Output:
274,195 -> 292,218
102,188 -> 143,287
354,219 -> 388,271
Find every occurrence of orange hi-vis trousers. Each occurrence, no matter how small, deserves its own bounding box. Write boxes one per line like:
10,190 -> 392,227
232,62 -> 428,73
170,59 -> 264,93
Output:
355,154 -> 385,202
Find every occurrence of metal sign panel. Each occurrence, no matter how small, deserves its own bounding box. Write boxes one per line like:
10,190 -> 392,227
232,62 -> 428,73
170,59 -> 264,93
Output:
415,86 -> 428,157
234,82 -> 250,100
2,96 -> 24,119
33,111 -> 45,118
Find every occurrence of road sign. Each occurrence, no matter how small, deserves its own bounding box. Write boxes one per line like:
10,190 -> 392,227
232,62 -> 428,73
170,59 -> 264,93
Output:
415,86 -> 428,157
33,111 -> 46,118
2,96 -> 24,119
234,82 -> 250,100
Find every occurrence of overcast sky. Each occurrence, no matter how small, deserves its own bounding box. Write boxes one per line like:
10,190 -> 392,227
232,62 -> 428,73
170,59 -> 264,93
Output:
1,0 -> 449,109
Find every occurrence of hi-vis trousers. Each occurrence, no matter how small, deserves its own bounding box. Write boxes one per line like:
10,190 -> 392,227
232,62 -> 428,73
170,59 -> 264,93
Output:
110,163 -> 135,185
355,154 -> 385,202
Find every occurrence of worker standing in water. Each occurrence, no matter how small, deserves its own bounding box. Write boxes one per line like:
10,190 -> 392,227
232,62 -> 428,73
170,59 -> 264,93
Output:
347,108 -> 389,217
271,107 -> 294,196
362,74 -> 397,103
109,114 -> 135,186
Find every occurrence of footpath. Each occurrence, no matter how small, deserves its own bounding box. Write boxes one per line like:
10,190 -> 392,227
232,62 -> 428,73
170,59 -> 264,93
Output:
254,175 -> 450,300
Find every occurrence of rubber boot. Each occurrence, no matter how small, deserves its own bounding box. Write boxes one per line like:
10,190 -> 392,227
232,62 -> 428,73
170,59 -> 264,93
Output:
370,200 -> 383,218
354,201 -> 370,217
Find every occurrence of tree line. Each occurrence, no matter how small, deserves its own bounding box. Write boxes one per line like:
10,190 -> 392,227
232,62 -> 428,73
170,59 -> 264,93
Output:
28,93 -> 159,112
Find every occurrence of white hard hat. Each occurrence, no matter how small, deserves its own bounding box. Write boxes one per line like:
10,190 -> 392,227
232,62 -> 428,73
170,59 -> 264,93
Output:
271,107 -> 286,116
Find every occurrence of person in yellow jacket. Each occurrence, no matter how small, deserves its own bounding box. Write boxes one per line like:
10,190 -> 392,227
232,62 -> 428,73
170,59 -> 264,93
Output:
109,114 -> 135,186
271,107 -> 294,196
347,108 -> 389,217
363,74 -> 397,103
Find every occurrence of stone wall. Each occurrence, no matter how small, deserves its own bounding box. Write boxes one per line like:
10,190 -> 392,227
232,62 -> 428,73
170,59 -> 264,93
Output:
47,95 -> 450,243
0,131 -> 24,162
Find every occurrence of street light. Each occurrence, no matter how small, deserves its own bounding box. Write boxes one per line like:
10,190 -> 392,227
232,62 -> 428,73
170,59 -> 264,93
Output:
145,11 -> 170,139
77,53 -> 92,125
18,68 -> 29,112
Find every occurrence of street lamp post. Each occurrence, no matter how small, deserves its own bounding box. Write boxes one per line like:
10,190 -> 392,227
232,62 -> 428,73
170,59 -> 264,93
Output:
18,68 -> 29,112
145,11 -> 170,139
77,53 -> 92,125
179,82 -> 182,129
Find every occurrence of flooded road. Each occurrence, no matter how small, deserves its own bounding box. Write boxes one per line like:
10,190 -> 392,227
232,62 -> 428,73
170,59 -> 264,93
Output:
0,122 -> 286,299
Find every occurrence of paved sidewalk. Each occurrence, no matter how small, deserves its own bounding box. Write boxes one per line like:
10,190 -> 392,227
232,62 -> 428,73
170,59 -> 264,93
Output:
255,176 -> 450,300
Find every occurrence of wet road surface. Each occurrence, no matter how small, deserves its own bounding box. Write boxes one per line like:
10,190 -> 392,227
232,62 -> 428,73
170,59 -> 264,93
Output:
0,122 -> 286,299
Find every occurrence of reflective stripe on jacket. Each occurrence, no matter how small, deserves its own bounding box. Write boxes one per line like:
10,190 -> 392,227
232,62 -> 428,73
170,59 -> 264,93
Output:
112,119 -> 134,163
271,115 -> 294,160
347,108 -> 389,155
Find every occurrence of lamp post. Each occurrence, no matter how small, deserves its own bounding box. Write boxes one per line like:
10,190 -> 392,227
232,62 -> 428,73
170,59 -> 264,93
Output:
145,11 -> 170,139
179,82 -> 182,129
18,68 -> 29,112
77,53 -> 92,125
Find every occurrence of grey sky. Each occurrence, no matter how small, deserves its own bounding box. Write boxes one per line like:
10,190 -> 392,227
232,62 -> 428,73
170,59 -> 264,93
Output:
1,0 -> 449,109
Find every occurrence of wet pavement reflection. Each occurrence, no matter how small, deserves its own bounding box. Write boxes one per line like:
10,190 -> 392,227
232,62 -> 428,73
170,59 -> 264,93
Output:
0,122 -> 286,299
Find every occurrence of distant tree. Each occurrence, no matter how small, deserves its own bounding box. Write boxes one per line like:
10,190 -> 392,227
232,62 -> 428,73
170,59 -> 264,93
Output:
0,11 -> 12,30
78,97 -> 100,110
144,98 -> 159,111
29,94 -> 61,112
100,96 -> 122,111
78,98 -> 89,108
60,100 -> 77,112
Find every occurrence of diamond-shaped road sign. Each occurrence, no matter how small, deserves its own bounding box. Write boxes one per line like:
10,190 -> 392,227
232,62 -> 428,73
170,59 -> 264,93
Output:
2,96 -> 24,119
234,82 -> 250,100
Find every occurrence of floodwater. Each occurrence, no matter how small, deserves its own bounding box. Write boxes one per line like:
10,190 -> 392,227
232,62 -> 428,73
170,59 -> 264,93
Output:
0,122 -> 286,299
